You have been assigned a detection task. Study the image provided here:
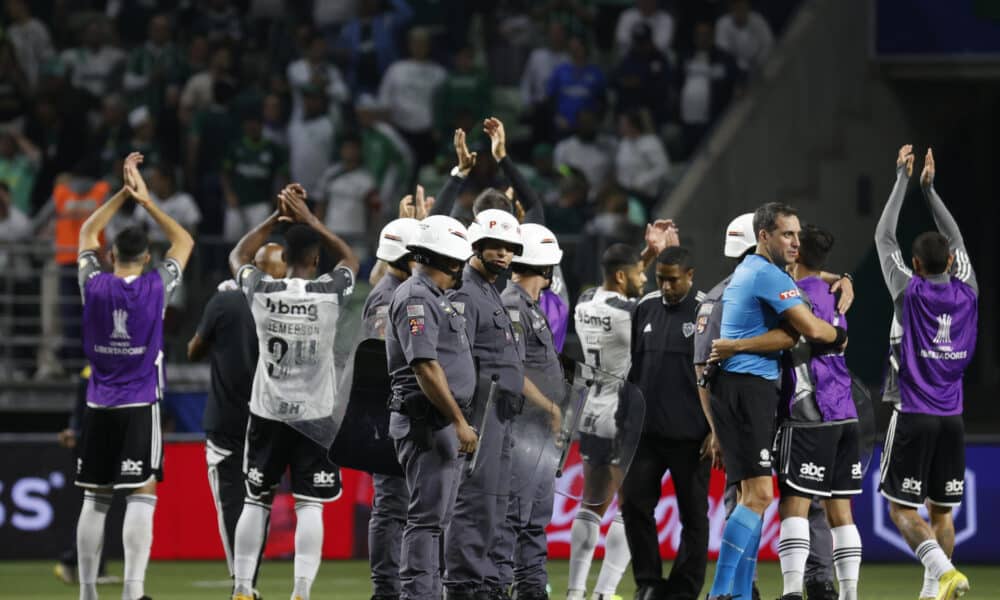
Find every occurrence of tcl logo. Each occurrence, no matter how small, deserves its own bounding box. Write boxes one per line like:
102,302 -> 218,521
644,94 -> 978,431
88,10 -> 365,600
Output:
800,462 -> 826,479
902,477 -> 922,494
0,472 -> 65,532
945,479 -> 964,495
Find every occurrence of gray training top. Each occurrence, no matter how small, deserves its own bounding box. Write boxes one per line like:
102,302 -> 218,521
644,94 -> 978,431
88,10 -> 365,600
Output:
693,274 -> 732,366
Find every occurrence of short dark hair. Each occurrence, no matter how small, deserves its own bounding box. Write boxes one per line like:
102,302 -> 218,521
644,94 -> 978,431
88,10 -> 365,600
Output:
113,227 -> 149,263
798,224 -> 834,270
657,246 -> 693,270
912,231 -> 951,275
472,188 -> 513,216
284,224 -> 321,267
752,202 -> 798,237
601,243 -> 640,280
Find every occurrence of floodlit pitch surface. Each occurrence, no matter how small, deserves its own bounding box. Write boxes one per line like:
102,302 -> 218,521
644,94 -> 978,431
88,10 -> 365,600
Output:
2,560 -> 1000,599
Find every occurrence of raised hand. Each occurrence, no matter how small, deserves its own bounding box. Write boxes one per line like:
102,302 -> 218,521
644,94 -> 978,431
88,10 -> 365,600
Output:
921,147 -> 935,188
123,152 -> 152,208
830,276 -> 854,314
483,116 -> 507,162
279,185 -> 317,225
645,219 -> 679,254
454,129 -> 477,175
897,144 -> 914,177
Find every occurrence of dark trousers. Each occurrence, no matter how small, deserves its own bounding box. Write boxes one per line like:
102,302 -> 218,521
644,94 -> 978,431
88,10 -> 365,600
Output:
621,435 -> 710,600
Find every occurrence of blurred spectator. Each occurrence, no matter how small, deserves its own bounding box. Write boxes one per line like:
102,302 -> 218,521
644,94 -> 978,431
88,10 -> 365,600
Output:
336,0 -> 414,95
0,130 -> 40,214
614,0 -> 675,57
187,79 -> 239,236
356,94 -> 414,211
138,162 -> 201,242
128,106 -> 162,167
179,43 -> 234,125
534,0 -> 596,39
123,14 -> 184,117
86,93 -> 130,179
4,0 -> 55,92
676,21 -> 743,158
315,133 -> 379,252
287,86 -> 335,197
378,27 -> 447,168
715,0 -> 774,71
409,0 -> 468,62
313,0 -> 357,31
546,34 -> 607,137
0,181 -> 31,270
221,103 -> 288,240
553,109 -> 615,195
286,33 -> 349,123
25,94 -> 89,212
179,33 -> 210,82
0,40 -> 30,130
193,0 -> 244,44
261,92 -> 289,148
520,20 -> 569,142
615,109 -> 670,210
544,173 -> 588,234
435,45 -> 491,139
613,22 -> 674,127
519,143 -> 561,206
59,18 -> 126,101
585,186 -> 642,241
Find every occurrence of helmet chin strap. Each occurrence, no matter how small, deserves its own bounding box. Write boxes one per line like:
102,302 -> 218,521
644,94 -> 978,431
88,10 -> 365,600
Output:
476,250 -> 510,276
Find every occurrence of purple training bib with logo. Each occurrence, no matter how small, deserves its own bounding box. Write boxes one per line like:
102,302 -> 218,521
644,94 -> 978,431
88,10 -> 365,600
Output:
899,276 -> 977,416
82,271 -> 166,408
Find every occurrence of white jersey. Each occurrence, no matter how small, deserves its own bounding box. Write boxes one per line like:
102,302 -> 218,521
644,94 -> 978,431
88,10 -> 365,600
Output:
574,287 -> 635,414
238,264 -> 355,422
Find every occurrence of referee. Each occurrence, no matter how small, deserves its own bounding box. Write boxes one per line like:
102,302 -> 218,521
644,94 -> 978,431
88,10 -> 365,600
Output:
623,246 -> 710,600
707,203 -> 842,600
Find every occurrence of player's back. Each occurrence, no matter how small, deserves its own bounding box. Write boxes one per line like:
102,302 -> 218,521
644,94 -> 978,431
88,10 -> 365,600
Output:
82,264 -> 174,408
574,287 -> 633,386
245,267 -> 354,421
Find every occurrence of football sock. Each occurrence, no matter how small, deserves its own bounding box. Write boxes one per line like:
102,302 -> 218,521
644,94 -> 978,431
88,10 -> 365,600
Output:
122,494 -> 157,600
831,525 -> 862,600
920,567 -> 939,598
778,517 -> 810,595
594,514 -> 630,595
568,508 -> 601,593
709,504 -> 760,597
234,500 -> 271,595
915,540 -> 953,580
78,491 -> 112,600
292,500 -> 324,600
734,508 -> 763,600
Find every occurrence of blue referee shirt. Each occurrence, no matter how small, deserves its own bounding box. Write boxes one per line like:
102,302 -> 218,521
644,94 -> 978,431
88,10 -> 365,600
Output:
720,254 -> 803,380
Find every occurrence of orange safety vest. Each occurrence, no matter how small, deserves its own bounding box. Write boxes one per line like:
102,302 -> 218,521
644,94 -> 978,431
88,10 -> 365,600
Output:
53,180 -> 110,265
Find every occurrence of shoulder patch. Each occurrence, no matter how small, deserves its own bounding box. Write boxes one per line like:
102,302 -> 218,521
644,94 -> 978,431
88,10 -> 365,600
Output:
695,290 -> 706,303
452,301 -> 465,315
406,304 -> 425,317
779,288 -> 800,301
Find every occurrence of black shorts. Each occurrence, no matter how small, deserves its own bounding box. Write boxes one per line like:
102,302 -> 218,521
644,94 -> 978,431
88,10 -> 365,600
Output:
75,403 -> 163,489
579,432 -> 615,466
776,422 -> 862,499
879,410 -> 965,508
710,371 -> 779,483
244,414 -> 342,503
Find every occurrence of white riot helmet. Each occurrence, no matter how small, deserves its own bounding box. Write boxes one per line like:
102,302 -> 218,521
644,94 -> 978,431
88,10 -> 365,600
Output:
468,209 -> 524,255
407,215 -> 473,262
513,224 -> 563,267
376,218 -> 420,263
724,212 -> 757,258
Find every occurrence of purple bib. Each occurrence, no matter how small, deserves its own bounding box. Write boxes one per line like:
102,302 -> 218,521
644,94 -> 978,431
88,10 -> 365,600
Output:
82,271 -> 166,408
899,276 -> 977,415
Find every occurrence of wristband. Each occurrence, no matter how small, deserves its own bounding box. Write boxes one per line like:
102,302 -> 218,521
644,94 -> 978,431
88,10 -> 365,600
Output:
840,272 -> 854,283
450,166 -> 469,179
832,325 -> 848,348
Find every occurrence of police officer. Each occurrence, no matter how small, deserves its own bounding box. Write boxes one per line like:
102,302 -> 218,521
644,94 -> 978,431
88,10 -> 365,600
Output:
386,214 -> 479,600
444,209 -> 525,600
695,213 -> 853,600
622,245 -> 710,600
187,242 -> 285,597
497,224 -> 565,599
363,217 -> 422,600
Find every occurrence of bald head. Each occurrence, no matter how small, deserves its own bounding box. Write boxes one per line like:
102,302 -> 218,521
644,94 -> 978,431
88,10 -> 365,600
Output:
254,243 -> 286,278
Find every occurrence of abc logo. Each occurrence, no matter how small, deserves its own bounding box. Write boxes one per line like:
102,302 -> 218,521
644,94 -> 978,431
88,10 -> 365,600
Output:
800,462 -> 826,479
247,467 -> 264,486
120,459 -> 143,476
851,462 -> 863,478
945,479 -> 964,496
312,471 -> 339,487
902,477 -> 923,494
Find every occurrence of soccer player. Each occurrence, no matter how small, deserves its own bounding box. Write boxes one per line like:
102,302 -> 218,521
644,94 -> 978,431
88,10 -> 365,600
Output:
228,185 -> 359,600
569,236 -> 667,600
713,225 -> 864,600
187,242 -> 286,597
74,152 -> 194,600
362,217 -> 421,600
707,202 -> 843,600
876,146 -> 977,600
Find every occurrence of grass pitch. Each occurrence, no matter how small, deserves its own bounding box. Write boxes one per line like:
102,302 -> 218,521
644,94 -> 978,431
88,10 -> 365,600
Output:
2,559 -> 998,599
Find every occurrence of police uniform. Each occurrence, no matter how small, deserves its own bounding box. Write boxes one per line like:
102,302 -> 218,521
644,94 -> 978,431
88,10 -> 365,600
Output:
386,269 -> 475,600
621,289 -> 710,598
362,271 -> 410,599
496,281 -> 563,597
444,263 -> 525,597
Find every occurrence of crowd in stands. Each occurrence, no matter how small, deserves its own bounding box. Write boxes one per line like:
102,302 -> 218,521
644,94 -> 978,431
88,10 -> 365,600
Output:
0,0 -> 795,379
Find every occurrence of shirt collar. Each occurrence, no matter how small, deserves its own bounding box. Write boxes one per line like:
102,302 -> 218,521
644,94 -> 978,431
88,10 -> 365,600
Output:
513,281 -> 536,307
414,270 -> 443,297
